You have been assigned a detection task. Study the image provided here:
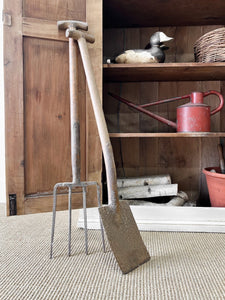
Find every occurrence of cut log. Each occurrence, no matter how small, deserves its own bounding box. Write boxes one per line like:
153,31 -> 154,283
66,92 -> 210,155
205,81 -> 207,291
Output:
118,184 -> 178,199
117,175 -> 171,188
127,191 -> 188,206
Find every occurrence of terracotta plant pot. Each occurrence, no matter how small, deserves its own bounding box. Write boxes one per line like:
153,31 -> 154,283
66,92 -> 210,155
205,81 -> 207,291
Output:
203,167 -> 225,207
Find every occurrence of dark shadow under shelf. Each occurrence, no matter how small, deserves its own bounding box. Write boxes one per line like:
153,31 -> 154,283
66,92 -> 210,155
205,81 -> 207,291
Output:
104,0 -> 225,28
103,63 -> 225,82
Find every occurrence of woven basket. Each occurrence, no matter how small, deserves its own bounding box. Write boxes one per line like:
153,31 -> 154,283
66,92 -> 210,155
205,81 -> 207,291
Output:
194,27 -> 225,63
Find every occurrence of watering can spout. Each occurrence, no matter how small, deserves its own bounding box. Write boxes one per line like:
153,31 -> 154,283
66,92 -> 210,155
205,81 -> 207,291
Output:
108,92 -> 177,129
109,90 -> 224,133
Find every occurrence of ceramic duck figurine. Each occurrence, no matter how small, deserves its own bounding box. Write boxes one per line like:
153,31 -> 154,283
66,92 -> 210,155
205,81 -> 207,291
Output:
115,32 -> 173,64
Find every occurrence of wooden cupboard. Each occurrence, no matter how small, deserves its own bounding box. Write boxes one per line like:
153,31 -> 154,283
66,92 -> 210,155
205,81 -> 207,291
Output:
4,0 -> 225,216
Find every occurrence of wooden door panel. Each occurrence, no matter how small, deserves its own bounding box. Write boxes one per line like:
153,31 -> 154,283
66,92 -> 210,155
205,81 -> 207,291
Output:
25,38 -> 68,194
23,0 -> 86,22
24,37 -> 86,195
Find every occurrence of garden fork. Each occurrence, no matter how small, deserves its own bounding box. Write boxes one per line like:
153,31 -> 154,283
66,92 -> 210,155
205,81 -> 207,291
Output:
50,21 -> 105,258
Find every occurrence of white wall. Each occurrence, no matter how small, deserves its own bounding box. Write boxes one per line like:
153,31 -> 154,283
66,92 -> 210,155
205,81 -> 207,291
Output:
0,0 -> 6,203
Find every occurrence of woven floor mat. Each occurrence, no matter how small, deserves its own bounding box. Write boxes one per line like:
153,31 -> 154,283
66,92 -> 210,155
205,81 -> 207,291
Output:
1,208 -> 225,299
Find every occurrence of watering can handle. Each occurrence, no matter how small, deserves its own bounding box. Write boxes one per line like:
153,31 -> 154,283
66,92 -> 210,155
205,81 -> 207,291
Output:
203,90 -> 224,116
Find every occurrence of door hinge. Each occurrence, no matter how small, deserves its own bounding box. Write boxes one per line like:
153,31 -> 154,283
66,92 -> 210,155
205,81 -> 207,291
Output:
9,194 -> 17,215
2,11 -> 12,27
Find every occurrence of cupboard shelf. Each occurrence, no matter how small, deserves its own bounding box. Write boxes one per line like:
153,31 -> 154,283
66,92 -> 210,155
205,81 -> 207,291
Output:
104,0 -> 225,28
103,63 -> 225,82
109,132 -> 225,138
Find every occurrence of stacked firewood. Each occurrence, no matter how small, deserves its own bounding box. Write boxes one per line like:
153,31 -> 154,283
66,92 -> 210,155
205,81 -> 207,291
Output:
117,175 -> 188,206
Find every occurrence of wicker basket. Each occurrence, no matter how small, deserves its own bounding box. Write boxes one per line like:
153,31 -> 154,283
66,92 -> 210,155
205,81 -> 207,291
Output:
194,27 -> 225,63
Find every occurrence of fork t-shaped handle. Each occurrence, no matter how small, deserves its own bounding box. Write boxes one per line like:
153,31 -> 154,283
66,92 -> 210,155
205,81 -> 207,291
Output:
57,20 -> 95,44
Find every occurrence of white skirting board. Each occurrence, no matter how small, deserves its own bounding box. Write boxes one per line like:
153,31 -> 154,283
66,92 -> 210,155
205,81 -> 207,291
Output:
77,206 -> 225,233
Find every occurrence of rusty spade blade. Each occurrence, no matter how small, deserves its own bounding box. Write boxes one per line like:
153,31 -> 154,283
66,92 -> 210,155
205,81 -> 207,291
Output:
99,201 -> 150,274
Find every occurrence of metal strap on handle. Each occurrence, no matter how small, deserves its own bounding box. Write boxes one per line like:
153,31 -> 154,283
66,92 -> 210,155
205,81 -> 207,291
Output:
69,38 -> 81,184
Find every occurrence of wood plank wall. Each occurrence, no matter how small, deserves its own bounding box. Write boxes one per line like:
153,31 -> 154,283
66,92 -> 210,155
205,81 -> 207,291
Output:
103,25 -> 224,205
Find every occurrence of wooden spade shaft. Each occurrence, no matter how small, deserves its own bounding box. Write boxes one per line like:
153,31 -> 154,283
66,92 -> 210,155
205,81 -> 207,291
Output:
77,37 -> 119,207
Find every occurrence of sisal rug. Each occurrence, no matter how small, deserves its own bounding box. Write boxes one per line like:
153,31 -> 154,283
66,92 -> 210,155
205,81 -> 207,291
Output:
0,205 -> 225,299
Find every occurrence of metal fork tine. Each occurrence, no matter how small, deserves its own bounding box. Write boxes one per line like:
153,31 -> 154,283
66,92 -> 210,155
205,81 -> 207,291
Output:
97,183 -> 106,253
68,186 -> 72,256
82,186 -> 88,255
50,184 -> 58,259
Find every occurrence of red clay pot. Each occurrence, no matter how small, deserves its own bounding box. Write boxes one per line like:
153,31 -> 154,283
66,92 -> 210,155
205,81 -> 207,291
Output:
203,167 -> 225,207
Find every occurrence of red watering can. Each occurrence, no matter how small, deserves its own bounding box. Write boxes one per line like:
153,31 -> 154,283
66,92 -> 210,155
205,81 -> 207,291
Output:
109,91 -> 224,132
